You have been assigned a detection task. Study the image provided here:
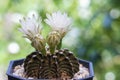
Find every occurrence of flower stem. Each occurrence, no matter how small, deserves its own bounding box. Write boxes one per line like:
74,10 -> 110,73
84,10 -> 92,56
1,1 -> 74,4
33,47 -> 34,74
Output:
49,46 -> 55,54
57,39 -> 62,50
40,48 -> 46,55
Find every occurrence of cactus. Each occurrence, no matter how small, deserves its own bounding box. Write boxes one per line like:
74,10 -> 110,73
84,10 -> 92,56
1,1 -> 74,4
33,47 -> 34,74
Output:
24,49 -> 79,79
19,11 -> 79,79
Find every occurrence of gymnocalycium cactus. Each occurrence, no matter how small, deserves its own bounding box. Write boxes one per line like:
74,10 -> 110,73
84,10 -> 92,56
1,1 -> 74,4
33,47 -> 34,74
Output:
19,11 -> 79,79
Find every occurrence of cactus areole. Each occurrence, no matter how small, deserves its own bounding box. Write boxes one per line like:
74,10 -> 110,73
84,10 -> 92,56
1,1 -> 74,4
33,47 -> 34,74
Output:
19,11 -> 79,79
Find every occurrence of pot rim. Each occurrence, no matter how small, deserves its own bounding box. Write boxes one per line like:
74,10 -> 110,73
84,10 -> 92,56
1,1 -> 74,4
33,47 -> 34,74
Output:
6,58 -> 94,80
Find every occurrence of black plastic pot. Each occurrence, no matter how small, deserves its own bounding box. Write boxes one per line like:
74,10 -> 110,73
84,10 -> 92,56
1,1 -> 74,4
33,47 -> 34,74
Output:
6,58 -> 94,80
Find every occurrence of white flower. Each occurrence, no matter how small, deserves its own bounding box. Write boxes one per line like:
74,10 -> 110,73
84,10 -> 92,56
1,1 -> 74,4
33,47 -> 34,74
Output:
19,14 -> 42,40
44,11 -> 72,37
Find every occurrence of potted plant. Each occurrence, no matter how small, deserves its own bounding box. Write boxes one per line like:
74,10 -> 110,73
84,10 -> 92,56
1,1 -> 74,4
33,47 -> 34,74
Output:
6,11 -> 94,80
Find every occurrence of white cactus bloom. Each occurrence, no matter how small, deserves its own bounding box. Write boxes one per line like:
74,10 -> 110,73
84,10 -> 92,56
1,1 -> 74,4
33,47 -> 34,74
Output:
45,11 -> 72,37
19,15 -> 42,40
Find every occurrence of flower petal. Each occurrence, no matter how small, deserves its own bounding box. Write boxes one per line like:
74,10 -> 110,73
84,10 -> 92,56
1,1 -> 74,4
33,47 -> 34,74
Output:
45,11 -> 72,37
19,15 -> 42,40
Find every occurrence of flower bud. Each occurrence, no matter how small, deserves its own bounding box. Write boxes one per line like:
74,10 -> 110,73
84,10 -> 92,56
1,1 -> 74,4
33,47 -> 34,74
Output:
47,31 -> 61,54
31,34 -> 46,54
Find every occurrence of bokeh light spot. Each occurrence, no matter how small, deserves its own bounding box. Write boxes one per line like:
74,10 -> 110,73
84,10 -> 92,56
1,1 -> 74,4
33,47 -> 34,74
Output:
8,42 -> 20,54
105,72 -> 115,80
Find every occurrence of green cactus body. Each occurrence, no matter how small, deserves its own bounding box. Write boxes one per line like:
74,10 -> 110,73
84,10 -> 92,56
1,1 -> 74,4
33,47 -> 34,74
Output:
24,49 -> 79,79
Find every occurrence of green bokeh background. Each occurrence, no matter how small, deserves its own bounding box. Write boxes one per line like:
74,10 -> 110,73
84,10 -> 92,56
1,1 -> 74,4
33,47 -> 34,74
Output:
0,0 -> 120,80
